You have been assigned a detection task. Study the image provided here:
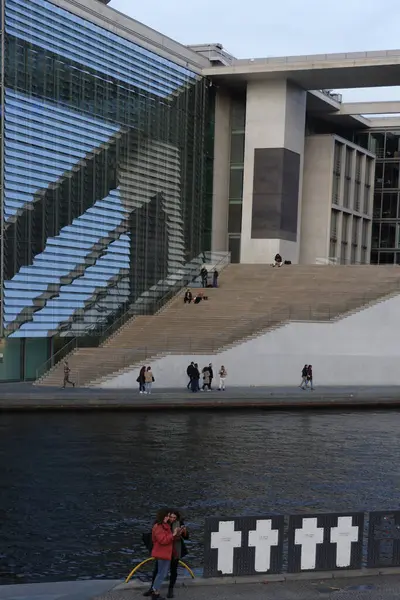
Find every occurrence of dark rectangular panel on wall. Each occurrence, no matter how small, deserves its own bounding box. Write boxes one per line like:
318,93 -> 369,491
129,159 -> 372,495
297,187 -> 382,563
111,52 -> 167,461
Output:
228,237 -> 241,264
204,516 -> 284,578
251,148 -> 300,242
287,513 -> 364,573
228,203 -> 243,234
367,511 -> 400,568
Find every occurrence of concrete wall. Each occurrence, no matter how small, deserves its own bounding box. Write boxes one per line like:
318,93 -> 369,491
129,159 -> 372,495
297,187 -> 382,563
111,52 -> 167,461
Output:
211,90 -> 231,253
240,80 -> 307,264
300,136 -> 333,264
99,292 -> 400,388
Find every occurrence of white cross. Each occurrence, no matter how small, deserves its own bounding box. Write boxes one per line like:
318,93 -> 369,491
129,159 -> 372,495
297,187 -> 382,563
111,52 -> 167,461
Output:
330,516 -> 359,567
294,517 -> 324,570
248,519 -> 279,572
210,521 -> 242,574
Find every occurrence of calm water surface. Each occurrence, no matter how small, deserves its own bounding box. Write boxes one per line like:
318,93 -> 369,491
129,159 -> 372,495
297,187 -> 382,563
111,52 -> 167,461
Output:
0,409 -> 399,584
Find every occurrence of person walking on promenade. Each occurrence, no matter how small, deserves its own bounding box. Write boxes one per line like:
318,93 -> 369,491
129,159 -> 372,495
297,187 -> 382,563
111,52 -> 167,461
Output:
190,364 -> 200,392
307,364 -> 314,390
62,361 -> 75,388
202,366 -> 211,391
147,510 -> 181,600
137,365 -> 146,393
145,366 -> 154,394
300,364 -> 308,389
218,366 -> 227,391
144,510 -> 189,599
208,363 -> 214,389
186,362 -> 195,390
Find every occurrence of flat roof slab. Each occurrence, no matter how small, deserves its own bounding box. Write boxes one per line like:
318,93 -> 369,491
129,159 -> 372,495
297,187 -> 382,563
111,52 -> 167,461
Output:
203,55 -> 400,89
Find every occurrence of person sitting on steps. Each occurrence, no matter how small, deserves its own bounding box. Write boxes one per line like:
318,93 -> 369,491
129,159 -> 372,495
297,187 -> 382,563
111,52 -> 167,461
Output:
273,253 -> 283,267
183,289 -> 192,304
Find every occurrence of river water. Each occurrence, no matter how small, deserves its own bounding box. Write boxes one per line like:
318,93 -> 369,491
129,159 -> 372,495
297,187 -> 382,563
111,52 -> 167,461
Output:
0,409 -> 399,584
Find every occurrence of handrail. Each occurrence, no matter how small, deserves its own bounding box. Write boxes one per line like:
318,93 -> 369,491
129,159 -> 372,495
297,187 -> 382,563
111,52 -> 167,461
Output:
36,337 -> 77,380
35,251 -> 231,379
35,287 -> 400,384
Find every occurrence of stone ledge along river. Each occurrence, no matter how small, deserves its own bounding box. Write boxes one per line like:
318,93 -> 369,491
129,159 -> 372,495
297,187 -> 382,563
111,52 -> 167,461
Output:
0,409 -> 399,585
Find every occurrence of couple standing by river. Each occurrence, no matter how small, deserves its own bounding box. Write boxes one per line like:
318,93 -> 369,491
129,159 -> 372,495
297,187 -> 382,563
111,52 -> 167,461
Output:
144,509 -> 188,599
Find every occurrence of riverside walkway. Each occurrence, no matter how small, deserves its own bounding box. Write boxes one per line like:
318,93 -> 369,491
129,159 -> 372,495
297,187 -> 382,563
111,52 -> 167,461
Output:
1,383 -> 400,410
3,573 -> 400,600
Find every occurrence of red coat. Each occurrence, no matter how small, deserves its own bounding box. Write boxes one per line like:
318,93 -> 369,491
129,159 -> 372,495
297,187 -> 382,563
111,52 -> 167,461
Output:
151,523 -> 173,560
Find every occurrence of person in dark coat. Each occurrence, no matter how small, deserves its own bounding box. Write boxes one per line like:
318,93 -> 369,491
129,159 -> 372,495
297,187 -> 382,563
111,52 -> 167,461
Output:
200,266 -> 208,287
183,289 -> 193,304
208,363 -> 214,389
186,362 -> 195,389
137,365 -> 146,393
191,364 -> 200,392
307,365 -> 314,390
300,364 -> 308,389
212,270 -> 219,288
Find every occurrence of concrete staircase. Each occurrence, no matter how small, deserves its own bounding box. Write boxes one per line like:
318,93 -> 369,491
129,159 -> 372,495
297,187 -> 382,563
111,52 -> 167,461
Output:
35,265 -> 400,387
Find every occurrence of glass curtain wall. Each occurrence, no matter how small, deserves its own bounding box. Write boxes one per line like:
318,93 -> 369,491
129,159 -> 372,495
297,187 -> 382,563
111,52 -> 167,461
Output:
228,95 -> 246,263
356,129 -> 400,264
1,0 -> 209,348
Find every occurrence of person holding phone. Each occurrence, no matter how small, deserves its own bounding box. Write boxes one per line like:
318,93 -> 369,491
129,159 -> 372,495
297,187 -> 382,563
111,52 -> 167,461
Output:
147,510 -> 178,599
144,510 -> 189,599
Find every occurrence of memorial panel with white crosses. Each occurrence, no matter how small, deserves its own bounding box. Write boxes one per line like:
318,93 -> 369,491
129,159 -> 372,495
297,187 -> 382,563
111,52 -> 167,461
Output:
203,515 -> 284,577
367,511 -> 400,568
287,512 -> 364,572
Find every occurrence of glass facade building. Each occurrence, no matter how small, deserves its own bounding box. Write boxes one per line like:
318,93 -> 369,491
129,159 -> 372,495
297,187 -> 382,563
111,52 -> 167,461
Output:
0,0 -> 210,379
355,130 -> 400,265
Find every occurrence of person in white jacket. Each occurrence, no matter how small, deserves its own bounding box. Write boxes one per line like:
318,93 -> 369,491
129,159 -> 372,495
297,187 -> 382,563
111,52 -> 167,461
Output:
218,366 -> 227,391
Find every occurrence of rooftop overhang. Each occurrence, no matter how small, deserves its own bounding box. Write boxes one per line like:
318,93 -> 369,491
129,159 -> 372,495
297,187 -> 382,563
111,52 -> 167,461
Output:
339,101 -> 400,115
202,51 -> 400,89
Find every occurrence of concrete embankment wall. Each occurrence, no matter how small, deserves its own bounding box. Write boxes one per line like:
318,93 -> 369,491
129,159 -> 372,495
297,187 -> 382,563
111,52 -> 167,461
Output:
100,293 -> 400,388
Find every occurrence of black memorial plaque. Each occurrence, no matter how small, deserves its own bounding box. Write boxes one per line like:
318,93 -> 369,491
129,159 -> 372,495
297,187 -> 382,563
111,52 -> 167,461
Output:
367,511 -> 400,568
203,515 -> 284,578
287,512 -> 364,573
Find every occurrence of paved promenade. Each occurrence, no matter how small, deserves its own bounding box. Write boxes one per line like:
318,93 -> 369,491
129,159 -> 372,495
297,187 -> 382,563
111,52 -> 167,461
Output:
97,573 -> 400,600
1,382 -> 400,410
2,573 -> 400,600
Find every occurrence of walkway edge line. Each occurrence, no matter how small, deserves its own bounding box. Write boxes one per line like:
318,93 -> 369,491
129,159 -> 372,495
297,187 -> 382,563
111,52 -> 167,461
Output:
114,566 -> 400,590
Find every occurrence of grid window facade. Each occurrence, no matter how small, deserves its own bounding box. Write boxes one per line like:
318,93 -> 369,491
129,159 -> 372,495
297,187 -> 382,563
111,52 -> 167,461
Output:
328,137 -> 373,265
1,0 -> 209,339
356,129 -> 400,264
228,96 -> 246,263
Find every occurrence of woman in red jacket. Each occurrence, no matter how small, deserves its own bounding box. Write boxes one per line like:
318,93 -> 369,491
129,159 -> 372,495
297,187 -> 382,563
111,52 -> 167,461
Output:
150,509 -> 182,599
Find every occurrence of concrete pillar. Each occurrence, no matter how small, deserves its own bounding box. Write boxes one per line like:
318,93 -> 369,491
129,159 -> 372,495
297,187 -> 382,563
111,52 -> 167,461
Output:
211,89 -> 231,252
240,80 -> 306,264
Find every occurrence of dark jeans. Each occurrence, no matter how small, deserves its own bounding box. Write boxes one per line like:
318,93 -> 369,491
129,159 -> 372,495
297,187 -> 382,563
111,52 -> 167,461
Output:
191,378 -> 199,392
187,378 -> 192,389
151,557 -> 179,590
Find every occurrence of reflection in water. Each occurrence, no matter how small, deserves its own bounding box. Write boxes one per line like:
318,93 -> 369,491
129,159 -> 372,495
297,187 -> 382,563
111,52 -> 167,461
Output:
0,409 -> 399,584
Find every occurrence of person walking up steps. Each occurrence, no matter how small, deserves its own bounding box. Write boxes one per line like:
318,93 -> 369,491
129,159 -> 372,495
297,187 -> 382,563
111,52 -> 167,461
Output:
62,361 -> 75,388
218,366 -> 227,391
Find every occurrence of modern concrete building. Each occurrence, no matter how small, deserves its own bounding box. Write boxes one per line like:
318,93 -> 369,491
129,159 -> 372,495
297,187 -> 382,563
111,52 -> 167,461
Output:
2,0 -> 400,379
202,47 -> 400,265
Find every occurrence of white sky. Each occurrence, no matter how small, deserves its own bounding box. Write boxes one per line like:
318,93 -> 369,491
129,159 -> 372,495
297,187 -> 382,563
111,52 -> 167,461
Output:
109,0 -> 400,104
